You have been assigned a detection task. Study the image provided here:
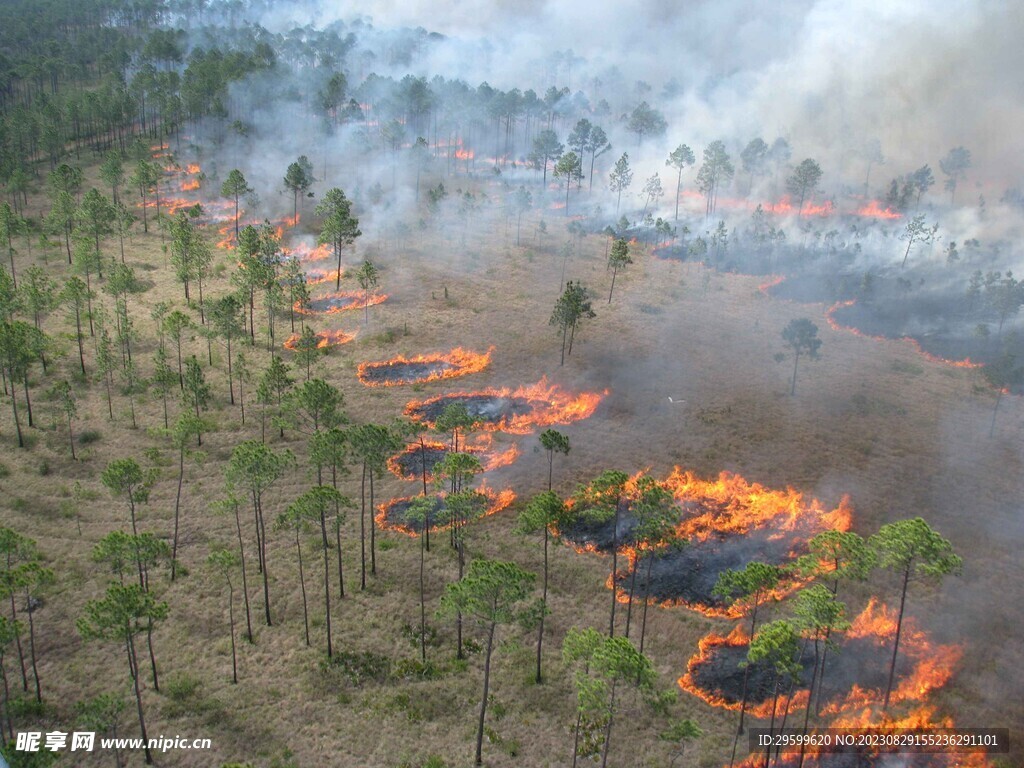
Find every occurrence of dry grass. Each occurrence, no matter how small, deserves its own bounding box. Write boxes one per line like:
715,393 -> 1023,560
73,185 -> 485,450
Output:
2,169 -> 1021,767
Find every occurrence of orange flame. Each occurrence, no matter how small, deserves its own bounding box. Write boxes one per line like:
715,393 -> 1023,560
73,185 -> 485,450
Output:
631,469 -> 851,618
296,291 -> 389,316
282,329 -> 355,350
180,179 -> 201,191
375,484 -> 516,537
763,196 -> 835,217
284,242 -> 333,263
818,599 -> 962,716
357,347 -> 494,387
758,275 -> 785,296
680,598 -> 962,724
826,300 -> 983,369
403,377 -> 606,435
386,435 -> 519,482
678,625 -> 810,718
304,268 -> 341,286
856,200 -> 903,219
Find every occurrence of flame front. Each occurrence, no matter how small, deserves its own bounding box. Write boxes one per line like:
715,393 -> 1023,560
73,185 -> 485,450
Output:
282,329 -> 355,350
826,300 -> 983,369
403,377 -> 605,435
682,598 -> 970,766
375,484 -> 516,537
296,290 -> 389,316
856,199 -> 903,219
357,346 -> 494,387
386,435 -> 520,482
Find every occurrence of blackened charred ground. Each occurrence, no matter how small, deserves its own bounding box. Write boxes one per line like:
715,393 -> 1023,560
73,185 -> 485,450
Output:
408,394 -> 534,426
361,360 -> 456,386
560,504 -> 639,552
689,635 -> 914,710
378,495 -> 447,532
390,444 -> 451,480
618,526 -> 805,610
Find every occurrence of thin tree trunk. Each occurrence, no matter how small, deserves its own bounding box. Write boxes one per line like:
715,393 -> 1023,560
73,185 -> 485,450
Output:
571,709 -> 583,768
883,565 -> 911,712
0,659 -> 13,742
227,579 -> 238,683
609,503 -> 619,637
369,470 -> 377,575
25,591 -> 40,701
456,539 -> 465,660
127,633 -> 154,765
624,554 -> 639,637
233,502 -> 254,643
296,529 -> 309,646
258,494 -> 271,626
8,593 -> 29,688
536,522 -> 548,683
171,446 -> 184,580
320,511 -> 333,658
419,522 -> 426,663
360,463 -> 367,590
600,675 -> 619,768
335,512 -> 345,600
9,380 -> 24,448
990,390 -> 1003,437
474,622 -> 497,766
796,637 -> 821,768
145,621 -> 159,691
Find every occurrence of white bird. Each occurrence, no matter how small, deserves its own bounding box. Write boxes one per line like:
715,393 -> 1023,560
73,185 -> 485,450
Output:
667,397 -> 685,405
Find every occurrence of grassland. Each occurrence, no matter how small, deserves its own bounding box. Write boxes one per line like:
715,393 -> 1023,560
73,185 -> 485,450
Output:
2,164 -> 1021,767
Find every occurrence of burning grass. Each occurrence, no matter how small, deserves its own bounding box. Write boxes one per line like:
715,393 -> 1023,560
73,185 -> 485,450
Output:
826,301 -> 984,370
582,469 -> 851,617
403,377 -> 605,435
282,329 -> 356,350
297,291 -> 388,316
375,485 -> 517,536
386,436 -> 519,482
357,347 -> 493,387
678,599 -> 960,718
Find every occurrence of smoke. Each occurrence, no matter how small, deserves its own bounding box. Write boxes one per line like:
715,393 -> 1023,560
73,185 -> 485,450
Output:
230,0 -> 1024,191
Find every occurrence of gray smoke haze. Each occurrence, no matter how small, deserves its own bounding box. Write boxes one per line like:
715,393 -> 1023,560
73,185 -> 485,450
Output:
241,0 -> 1023,192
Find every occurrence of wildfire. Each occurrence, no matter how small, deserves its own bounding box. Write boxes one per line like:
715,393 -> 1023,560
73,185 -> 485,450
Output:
296,291 -> 389,316
819,599 -> 961,716
454,148 -> 474,160
375,484 -> 517,537
826,301 -> 983,369
665,468 -> 852,543
386,435 -> 520,482
304,268 -> 341,286
403,377 -> 606,435
758,275 -> 785,296
679,599 -> 961,721
763,196 -> 836,218
282,329 -> 355,350
857,200 -> 903,219
621,469 -> 849,618
357,346 -> 494,387
285,242 -> 333,263
678,625 -> 810,718
180,179 -> 201,191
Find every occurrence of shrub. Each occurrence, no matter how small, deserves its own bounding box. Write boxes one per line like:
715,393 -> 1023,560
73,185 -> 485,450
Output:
325,650 -> 391,686
78,429 -> 102,445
